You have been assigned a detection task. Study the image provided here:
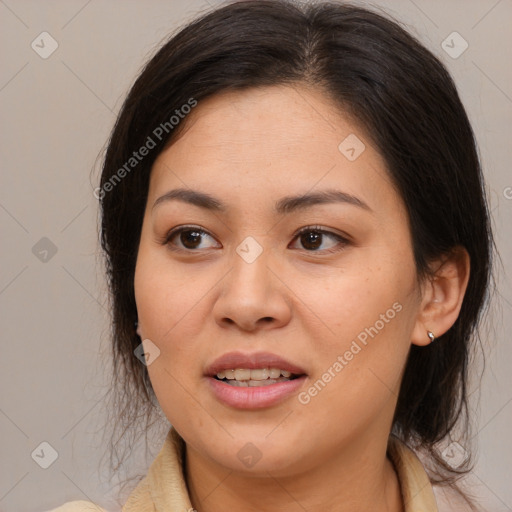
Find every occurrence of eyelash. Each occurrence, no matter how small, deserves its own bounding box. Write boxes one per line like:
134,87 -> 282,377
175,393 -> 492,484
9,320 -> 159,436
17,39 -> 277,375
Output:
162,224 -> 350,255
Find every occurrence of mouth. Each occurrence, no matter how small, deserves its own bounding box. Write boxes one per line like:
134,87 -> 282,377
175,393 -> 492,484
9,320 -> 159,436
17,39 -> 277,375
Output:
214,368 -> 303,387
205,351 -> 308,409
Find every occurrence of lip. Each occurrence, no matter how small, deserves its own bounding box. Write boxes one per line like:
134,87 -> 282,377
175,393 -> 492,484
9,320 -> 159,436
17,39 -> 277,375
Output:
204,351 -> 308,409
205,351 -> 307,376
207,375 -> 307,409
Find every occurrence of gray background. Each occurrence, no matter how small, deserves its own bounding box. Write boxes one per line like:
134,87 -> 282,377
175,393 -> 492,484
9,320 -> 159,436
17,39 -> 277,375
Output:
0,0 -> 511,511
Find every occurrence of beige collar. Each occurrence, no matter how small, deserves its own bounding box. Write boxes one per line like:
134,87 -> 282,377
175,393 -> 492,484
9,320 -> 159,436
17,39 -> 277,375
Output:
387,434 -> 438,511
122,428 -> 438,512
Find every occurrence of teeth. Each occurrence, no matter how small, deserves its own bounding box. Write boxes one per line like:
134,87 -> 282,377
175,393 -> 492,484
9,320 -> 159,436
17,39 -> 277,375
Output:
225,378 -> 288,387
250,368 -> 269,380
233,368 -> 250,380
215,368 -> 296,382
269,368 -> 281,378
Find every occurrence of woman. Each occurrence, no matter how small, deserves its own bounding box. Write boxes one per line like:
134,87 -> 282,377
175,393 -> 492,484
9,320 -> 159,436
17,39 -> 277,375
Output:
52,1 -> 493,510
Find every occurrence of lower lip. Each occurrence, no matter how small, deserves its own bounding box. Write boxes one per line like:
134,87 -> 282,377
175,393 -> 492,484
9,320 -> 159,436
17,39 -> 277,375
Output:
207,376 -> 307,409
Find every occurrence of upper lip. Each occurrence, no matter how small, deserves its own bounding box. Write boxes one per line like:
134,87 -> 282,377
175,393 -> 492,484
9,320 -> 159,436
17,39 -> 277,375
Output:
205,351 -> 307,376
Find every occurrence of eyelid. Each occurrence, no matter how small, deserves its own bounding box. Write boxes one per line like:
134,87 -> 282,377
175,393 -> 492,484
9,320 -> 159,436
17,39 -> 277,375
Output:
292,224 -> 351,242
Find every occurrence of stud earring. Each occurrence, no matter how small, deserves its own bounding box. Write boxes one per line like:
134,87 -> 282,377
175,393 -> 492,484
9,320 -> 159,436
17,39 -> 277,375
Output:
427,331 -> 435,343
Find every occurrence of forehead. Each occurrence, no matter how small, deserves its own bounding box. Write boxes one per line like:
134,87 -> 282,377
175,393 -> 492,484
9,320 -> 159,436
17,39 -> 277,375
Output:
165,85 -> 365,160
149,85 -> 400,218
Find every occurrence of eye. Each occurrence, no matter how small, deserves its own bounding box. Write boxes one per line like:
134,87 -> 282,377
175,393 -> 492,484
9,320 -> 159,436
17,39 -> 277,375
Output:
163,224 -> 349,254
164,225 -> 220,251
289,225 -> 349,253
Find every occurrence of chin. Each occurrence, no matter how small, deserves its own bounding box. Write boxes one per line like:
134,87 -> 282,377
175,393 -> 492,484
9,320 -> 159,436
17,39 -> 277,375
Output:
201,429 -> 306,474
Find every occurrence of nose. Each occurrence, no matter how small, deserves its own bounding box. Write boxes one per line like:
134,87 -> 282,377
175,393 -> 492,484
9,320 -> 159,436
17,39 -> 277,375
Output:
212,249 -> 292,332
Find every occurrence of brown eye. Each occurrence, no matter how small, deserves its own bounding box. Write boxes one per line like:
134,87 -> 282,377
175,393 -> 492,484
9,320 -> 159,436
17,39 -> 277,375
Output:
300,230 -> 323,250
290,226 -> 349,253
165,226 -> 220,251
163,225 -> 348,254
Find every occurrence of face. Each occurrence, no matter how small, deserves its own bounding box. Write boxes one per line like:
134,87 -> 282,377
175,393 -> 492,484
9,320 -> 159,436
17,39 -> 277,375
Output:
134,85 -> 424,477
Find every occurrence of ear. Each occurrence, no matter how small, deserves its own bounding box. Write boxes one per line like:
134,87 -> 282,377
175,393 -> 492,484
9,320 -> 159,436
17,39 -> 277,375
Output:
411,246 -> 470,346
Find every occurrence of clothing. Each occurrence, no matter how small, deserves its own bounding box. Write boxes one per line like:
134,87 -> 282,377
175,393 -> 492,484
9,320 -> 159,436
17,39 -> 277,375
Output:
49,427 -> 438,511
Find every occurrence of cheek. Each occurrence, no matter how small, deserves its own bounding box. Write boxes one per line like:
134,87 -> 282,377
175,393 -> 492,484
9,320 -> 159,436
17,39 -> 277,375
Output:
294,257 -> 416,350
134,246 -> 206,426
134,239 -> 223,387
300,254 -> 418,402
134,246 -> 188,376
134,242 -> 202,340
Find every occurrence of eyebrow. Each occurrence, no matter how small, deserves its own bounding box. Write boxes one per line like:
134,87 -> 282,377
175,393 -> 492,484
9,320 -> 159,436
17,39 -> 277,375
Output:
152,187 -> 372,215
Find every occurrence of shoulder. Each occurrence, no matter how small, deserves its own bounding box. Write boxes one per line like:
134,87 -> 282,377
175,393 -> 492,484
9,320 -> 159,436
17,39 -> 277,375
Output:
433,482 -> 494,512
434,485 -> 474,512
45,501 -> 111,512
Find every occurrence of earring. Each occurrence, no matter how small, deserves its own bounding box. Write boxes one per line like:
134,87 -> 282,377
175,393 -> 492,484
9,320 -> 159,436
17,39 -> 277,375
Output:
427,331 -> 435,343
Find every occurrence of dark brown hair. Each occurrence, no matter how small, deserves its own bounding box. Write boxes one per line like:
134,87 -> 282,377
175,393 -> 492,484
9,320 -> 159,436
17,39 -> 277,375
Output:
98,0 -> 494,506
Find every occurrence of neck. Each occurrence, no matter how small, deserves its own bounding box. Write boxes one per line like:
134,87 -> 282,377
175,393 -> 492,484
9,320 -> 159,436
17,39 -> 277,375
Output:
185,429 -> 404,512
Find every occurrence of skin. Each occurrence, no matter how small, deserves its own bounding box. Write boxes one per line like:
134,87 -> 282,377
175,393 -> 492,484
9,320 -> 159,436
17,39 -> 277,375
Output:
134,84 -> 470,512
